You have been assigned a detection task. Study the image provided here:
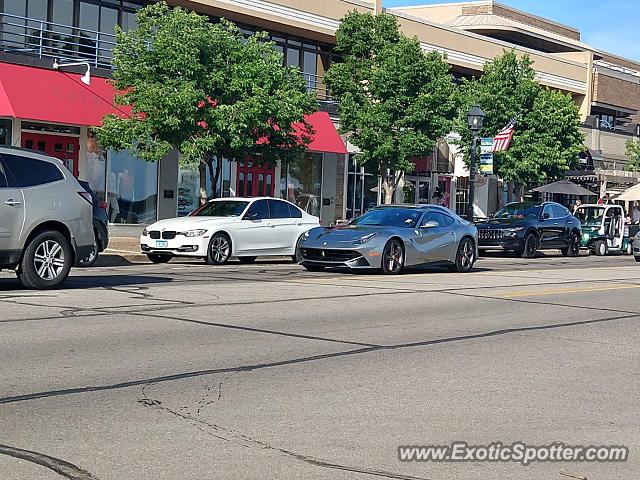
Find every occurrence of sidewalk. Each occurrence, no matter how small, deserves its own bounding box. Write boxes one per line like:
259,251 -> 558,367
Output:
99,236 -> 147,266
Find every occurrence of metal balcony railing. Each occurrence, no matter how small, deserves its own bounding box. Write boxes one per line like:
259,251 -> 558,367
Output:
0,12 -> 337,107
0,12 -> 116,68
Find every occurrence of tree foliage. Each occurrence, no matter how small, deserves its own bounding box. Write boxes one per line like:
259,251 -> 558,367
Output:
625,140 -> 640,171
95,2 -> 316,202
325,11 -> 458,203
456,50 -> 584,187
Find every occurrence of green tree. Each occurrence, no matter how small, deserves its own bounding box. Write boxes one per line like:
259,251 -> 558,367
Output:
456,50 -> 583,187
624,140 -> 640,171
96,2 -> 316,204
325,11 -> 458,204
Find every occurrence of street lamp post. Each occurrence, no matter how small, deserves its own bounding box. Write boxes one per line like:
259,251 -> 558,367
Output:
466,105 -> 486,222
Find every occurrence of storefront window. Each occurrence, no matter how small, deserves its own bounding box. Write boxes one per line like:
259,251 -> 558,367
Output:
177,157 -> 233,216
101,150 -> 157,224
280,153 -> 322,217
0,120 -> 11,146
346,155 -> 379,219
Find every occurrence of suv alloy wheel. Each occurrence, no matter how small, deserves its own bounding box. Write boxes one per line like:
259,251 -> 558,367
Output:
17,231 -> 73,289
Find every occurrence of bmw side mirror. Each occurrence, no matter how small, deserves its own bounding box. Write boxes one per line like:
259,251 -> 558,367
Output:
542,213 -> 550,220
244,212 -> 258,220
421,220 -> 440,229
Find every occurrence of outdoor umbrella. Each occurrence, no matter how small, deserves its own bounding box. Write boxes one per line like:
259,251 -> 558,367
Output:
614,183 -> 640,201
531,180 -> 597,196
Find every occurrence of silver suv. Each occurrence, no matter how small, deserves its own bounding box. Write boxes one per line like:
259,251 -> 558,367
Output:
0,147 -> 94,289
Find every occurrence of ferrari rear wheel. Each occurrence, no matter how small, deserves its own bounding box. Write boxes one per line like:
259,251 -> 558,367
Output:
381,239 -> 404,275
452,238 -> 475,273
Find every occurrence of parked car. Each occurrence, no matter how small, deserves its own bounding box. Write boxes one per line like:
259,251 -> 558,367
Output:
574,204 -> 632,256
140,197 -> 320,264
76,180 -> 110,266
297,204 -> 478,274
476,202 -> 581,258
0,147 -> 94,289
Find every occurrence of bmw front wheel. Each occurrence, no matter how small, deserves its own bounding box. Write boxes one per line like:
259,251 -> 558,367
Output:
206,233 -> 231,265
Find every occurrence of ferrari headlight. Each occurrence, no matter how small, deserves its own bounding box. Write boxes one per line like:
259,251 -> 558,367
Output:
180,229 -> 207,237
355,232 -> 380,244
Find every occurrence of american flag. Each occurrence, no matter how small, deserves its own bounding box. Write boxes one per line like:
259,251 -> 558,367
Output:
492,117 -> 517,152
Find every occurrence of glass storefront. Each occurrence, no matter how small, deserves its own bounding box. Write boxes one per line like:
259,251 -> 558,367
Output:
346,154 -> 379,219
86,134 -> 158,224
0,119 -> 11,145
177,157 -> 233,216
280,153 -> 322,218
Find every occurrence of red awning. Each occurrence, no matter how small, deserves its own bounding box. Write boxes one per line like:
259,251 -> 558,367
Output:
0,62 -> 128,126
296,111 -> 347,155
0,63 -> 347,155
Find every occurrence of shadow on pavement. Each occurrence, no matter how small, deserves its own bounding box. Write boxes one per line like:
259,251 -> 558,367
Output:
0,274 -> 173,291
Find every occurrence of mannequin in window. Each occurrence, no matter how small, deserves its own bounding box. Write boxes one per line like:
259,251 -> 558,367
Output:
118,169 -> 135,222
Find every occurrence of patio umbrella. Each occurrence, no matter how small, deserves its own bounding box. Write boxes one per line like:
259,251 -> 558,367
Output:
614,183 -> 640,201
531,179 -> 597,196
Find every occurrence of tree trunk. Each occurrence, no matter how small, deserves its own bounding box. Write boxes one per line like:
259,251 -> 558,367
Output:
208,156 -> 222,199
381,169 -> 402,204
198,161 -> 207,206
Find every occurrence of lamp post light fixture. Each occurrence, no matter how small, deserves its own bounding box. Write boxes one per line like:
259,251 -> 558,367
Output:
466,105 -> 485,222
53,60 -> 91,85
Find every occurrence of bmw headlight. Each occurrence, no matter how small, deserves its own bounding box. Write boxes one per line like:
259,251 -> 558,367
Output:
180,229 -> 207,237
142,228 -> 148,236
301,231 -> 311,241
354,232 -> 380,244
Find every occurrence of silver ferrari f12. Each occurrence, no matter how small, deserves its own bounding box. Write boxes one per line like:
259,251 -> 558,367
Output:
297,205 -> 478,274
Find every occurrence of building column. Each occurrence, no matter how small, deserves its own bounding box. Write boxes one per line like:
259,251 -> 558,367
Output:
11,119 -> 21,146
78,126 -> 88,180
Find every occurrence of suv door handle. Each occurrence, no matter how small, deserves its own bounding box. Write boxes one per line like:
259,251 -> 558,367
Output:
4,199 -> 21,206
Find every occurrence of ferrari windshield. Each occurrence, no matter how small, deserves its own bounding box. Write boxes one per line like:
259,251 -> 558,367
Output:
351,208 -> 423,228
493,203 -> 542,219
574,206 -> 605,226
190,200 -> 249,217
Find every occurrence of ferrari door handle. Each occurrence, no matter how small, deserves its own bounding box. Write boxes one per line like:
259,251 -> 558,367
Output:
268,224 -> 276,228
4,199 -> 21,206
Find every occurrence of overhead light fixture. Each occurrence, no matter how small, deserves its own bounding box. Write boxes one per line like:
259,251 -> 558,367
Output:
53,60 -> 91,85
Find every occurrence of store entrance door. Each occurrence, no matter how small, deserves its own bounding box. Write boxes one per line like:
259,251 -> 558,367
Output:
237,160 -> 275,197
21,132 -> 80,177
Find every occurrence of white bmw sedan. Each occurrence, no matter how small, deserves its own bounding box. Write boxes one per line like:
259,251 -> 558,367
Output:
140,197 -> 320,265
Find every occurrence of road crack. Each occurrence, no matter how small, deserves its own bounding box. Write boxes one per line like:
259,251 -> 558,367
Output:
0,443 -> 100,479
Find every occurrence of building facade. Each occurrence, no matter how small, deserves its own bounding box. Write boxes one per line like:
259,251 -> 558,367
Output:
1,0 -> 639,225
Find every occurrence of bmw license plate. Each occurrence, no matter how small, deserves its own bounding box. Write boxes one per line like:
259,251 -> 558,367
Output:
155,240 -> 168,248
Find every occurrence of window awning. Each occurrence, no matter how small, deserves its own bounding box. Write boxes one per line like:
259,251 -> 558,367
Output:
0,62 -> 128,126
297,111 -> 348,155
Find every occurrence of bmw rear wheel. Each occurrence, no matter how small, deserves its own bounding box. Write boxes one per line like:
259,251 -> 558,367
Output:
452,238 -> 475,273
381,239 -> 404,275
206,233 -> 231,265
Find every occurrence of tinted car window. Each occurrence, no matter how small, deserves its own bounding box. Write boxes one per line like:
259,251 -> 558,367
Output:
542,204 -> 555,219
191,200 -> 249,217
288,203 -> 303,218
0,161 -> 8,188
1,154 -> 63,187
552,204 -> 568,218
244,199 -> 270,220
351,208 -> 422,228
494,203 -> 541,219
268,200 -> 291,219
422,212 -> 454,227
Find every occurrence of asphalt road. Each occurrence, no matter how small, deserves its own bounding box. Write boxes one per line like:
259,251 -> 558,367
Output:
0,253 -> 638,480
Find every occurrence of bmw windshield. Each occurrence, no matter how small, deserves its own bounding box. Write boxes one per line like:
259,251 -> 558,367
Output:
190,201 -> 249,217
574,206 -> 605,226
351,208 -> 423,228
493,203 -> 542,220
